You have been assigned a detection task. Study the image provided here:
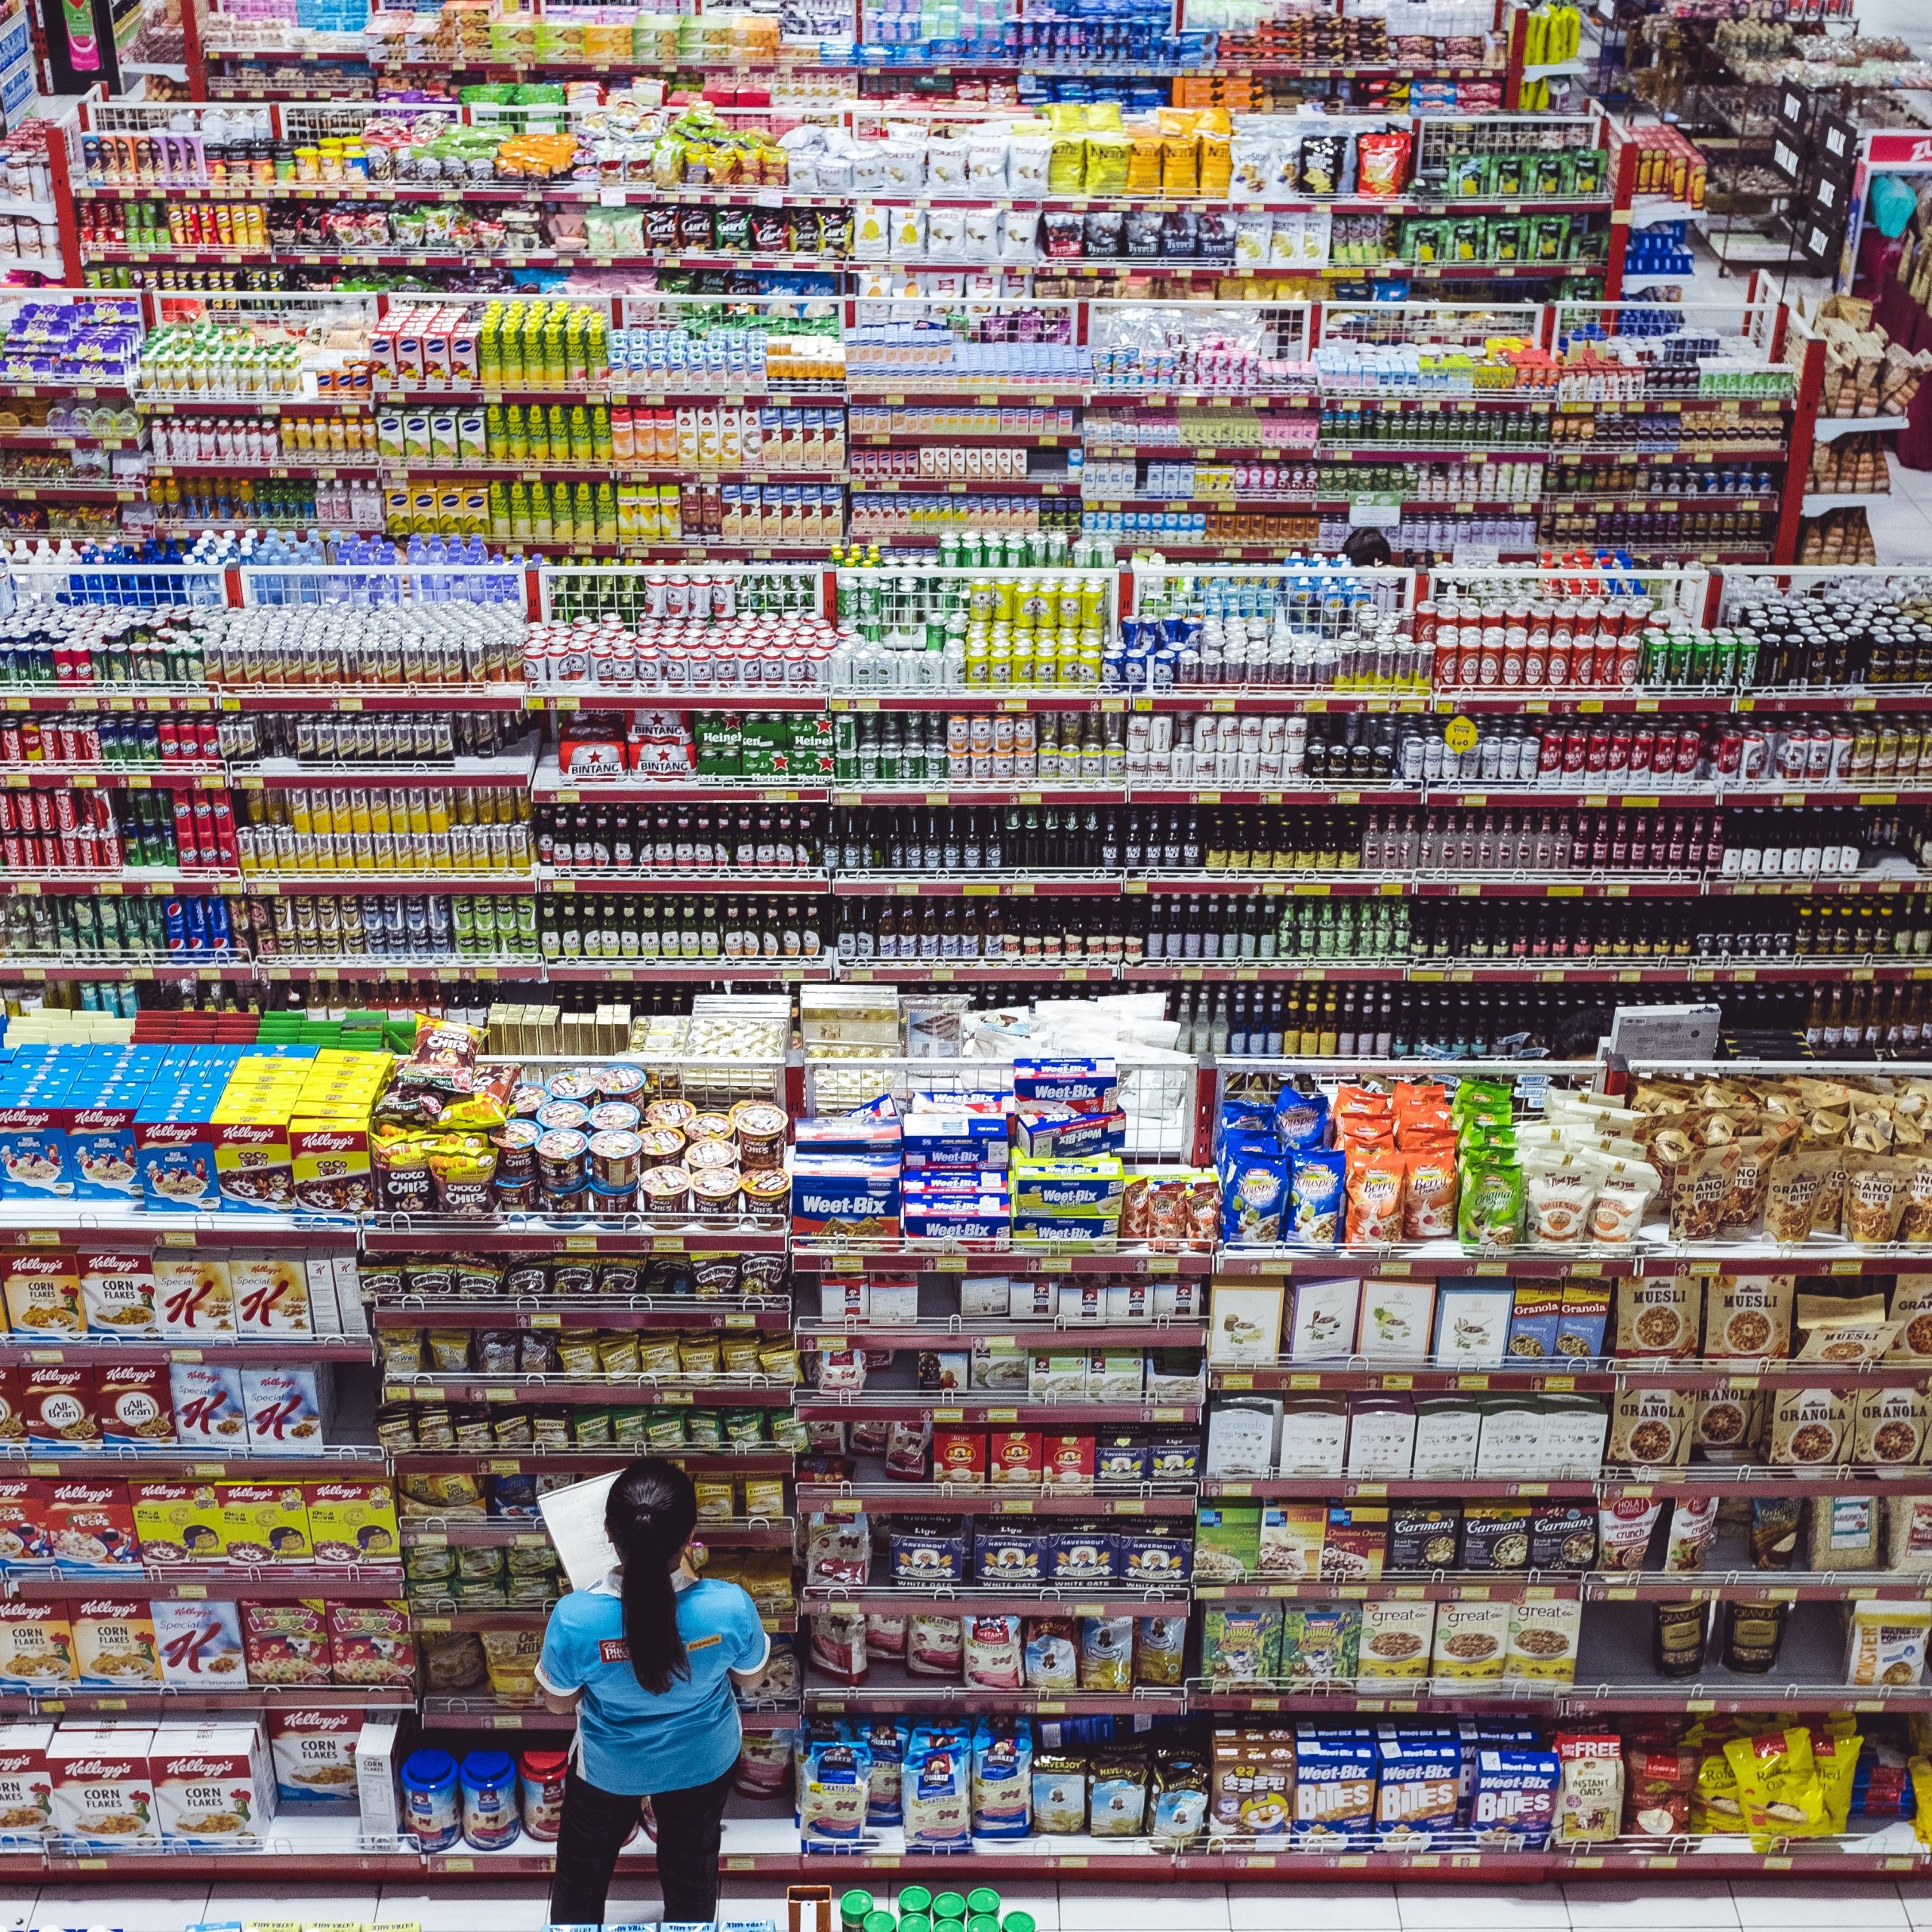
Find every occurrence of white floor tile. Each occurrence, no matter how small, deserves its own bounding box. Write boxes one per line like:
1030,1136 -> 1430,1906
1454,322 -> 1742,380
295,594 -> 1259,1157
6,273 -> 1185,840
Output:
22,1887 -> 210,1932
1058,1883 -> 1227,1931
370,1886 -> 550,1931
1561,1883 -> 1737,1929
1730,1881 -> 1909,1930
1229,1883 -> 1400,1930
1398,1886 -> 1569,1930
2,1895 -> 36,1932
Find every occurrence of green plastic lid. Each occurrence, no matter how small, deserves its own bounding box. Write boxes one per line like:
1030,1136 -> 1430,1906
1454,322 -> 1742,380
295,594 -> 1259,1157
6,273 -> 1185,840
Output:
900,1915 -> 934,1932
934,1900 -> 968,1923
967,1894 -> 1001,1919
864,1912 -> 895,1932
968,1915 -> 1000,1932
937,1918 -> 968,1932
839,1893 -> 874,1930
898,1889 -> 934,1917
1003,1916 -> 1035,1932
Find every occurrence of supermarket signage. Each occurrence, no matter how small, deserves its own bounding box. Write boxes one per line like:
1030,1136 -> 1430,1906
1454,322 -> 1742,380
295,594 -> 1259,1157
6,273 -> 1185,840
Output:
1867,134 -> 1932,168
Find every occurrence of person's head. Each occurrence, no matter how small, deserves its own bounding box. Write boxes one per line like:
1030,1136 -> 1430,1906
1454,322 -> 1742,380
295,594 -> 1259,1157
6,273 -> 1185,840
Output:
1341,525 -> 1393,568
604,1456 -> 699,1694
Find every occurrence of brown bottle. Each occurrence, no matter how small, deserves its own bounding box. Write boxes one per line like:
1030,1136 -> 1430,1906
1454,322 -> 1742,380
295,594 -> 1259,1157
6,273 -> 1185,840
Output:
1721,1600 -> 1789,1675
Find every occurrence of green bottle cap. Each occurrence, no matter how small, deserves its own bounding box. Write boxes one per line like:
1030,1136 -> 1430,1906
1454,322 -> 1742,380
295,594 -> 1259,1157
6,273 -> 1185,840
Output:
897,1889 -> 934,1918
839,1894 -> 874,1931
864,1912 -> 895,1932
937,1919 -> 968,1932
967,1894 -> 1001,1919
934,1899 -> 968,1923
968,1916 -> 1001,1932
1004,1915 -> 1036,1932
900,1916 -> 933,1932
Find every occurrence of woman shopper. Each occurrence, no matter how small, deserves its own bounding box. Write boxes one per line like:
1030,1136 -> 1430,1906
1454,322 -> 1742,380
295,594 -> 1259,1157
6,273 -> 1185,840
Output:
538,1455 -> 769,1926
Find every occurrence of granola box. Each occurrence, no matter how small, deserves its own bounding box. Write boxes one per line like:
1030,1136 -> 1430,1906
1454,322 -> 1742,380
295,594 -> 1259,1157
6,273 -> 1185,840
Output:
48,1724 -> 158,1847
72,1597 -> 159,1687
1615,1275 -> 1701,1359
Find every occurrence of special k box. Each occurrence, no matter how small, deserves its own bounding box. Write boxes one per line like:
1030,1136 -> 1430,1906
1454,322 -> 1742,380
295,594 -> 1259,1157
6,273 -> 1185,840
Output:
267,1706 -> 358,1807
152,1255 -> 235,1337
150,1719 -> 275,1846
153,1598 -> 247,1688
49,1724 -> 159,1846
232,1257 -> 312,1336
0,1721 -> 54,1836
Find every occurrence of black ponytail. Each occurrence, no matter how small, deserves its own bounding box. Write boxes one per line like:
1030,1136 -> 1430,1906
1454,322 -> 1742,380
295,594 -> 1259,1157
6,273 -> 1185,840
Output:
605,1456 -> 698,1694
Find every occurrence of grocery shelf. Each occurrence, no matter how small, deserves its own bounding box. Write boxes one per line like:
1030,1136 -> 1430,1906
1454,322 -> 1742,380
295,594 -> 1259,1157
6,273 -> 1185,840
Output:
372,1297 -> 790,1331
8,1564 -> 405,1596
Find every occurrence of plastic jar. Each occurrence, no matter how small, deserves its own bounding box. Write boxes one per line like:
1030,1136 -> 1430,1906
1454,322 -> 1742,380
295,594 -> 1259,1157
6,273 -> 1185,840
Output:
518,1749 -> 569,1841
400,1748 -> 460,1851
459,1749 -> 521,1850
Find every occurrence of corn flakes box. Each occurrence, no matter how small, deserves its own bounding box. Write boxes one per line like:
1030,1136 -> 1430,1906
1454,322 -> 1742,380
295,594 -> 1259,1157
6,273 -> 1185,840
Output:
152,1719 -> 276,1847
2,1249 -> 80,1337
0,1600 -> 73,1687
72,1596 -> 159,1687
266,1707 -> 358,1807
77,1251 -> 158,1337
0,1721 -> 54,1837
49,1724 -> 158,1847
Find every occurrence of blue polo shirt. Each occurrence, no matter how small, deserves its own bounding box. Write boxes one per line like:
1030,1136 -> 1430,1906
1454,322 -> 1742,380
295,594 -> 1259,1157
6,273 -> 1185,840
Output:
536,1569 -> 768,1795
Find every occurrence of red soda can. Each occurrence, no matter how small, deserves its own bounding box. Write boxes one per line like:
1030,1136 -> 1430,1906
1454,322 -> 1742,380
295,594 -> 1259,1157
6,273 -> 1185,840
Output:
1563,728 -> 1589,775
59,830 -> 82,870
55,720 -> 84,764
51,790 -> 76,833
1715,728 -> 1744,777
1675,727 -> 1702,776
157,718 -> 181,760
3,833 -> 22,873
209,798 -> 237,866
192,796 -> 217,866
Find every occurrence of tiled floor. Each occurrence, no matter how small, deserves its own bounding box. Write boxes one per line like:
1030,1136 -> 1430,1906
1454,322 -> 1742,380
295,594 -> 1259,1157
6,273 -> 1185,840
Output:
11,1879 -> 1932,1932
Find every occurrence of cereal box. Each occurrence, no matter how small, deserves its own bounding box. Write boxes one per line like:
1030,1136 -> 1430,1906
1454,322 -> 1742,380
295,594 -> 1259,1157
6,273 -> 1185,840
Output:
218,1484 -> 312,1566
304,1481 -> 399,1565
1291,1733 -> 1377,1848
267,1707 -> 359,1807
1505,1598 -> 1583,1683
76,1251 -> 158,1337
1208,1727 -> 1296,1841
21,1362 -> 99,1448
1,1248 -> 81,1335
0,1721 -> 54,1838
0,1599 -> 73,1687
1431,1599 -> 1509,1681
240,1367 -> 323,1457
1375,1733 -> 1460,1849
152,1598 -> 248,1688
0,1478 -> 50,1566
48,1724 -> 158,1847
213,1119 -> 295,1214
97,1362 -> 174,1447
1357,1601 -> 1437,1689
72,1597 -> 160,1687
168,1361 -> 247,1449
131,1481 -> 223,1567
232,1257 -> 312,1337
47,1479 -> 140,1573
241,1600 -> 331,1684
150,1720 -> 275,1847
326,1601 -> 415,1687
0,1364 -> 20,1444
152,1255 -> 235,1337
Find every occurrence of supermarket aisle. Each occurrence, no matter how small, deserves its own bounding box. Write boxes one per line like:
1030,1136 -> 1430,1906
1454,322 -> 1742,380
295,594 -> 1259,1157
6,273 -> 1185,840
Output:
8,1879 -> 1932,1932
1869,451 -> 1932,561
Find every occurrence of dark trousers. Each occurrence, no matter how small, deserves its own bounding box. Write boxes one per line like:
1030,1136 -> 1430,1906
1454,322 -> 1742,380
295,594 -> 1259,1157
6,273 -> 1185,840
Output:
549,1762 -> 735,1927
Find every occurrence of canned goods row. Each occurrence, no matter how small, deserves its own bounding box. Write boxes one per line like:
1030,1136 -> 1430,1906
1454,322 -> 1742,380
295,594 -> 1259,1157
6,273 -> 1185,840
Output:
2,889 -> 215,960
242,891 -> 540,958
0,712 -> 221,766
193,604 -> 525,689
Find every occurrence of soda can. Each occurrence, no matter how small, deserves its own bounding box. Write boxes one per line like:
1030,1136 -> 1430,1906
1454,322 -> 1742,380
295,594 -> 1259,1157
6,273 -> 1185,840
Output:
1674,727 -> 1702,777
1715,729 -> 1744,777
1740,731 -> 1770,783
180,897 -> 207,951
51,789 -> 77,834
56,720 -> 85,764
1562,728 -> 1588,775
163,897 -> 188,951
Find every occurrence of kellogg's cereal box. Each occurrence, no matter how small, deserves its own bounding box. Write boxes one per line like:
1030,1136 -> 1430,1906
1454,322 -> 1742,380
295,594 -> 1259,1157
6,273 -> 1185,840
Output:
239,1367 -> 323,1456
150,1720 -> 275,1846
218,1484 -> 312,1566
0,1478 -> 50,1567
97,1362 -> 174,1447
168,1361 -> 246,1448
47,1480 -> 140,1574
325,1601 -> 414,1687
2,1250 -> 79,1337
48,1724 -> 158,1847
77,1251 -> 158,1337
0,1364 -> 20,1443
130,1481 -> 223,1566
152,1598 -> 248,1688
0,1600 -> 73,1687
21,1362 -> 98,1448
232,1257 -> 312,1337
72,1597 -> 159,1687
152,1255 -> 235,1336
304,1481 -> 399,1564
0,1721 -> 54,1837
267,1707 -> 358,1807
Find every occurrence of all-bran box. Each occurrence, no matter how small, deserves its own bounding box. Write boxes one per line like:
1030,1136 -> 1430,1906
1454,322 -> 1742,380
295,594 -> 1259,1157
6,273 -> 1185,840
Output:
21,1363 -> 98,1448
97,1362 -> 174,1447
